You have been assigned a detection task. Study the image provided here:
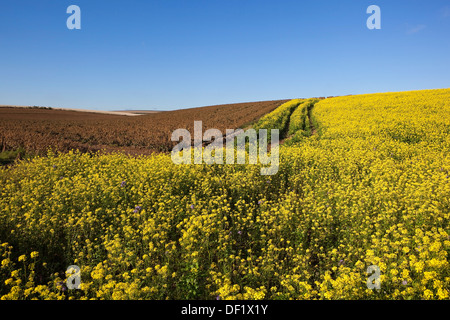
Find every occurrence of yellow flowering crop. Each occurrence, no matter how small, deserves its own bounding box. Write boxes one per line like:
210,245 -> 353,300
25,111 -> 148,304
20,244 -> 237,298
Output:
0,88 -> 449,300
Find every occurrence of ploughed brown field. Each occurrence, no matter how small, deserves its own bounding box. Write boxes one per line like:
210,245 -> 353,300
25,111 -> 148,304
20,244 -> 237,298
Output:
0,100 -> 288,156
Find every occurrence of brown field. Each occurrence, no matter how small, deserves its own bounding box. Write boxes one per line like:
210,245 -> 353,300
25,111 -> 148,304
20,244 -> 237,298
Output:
0,100 -> 288,156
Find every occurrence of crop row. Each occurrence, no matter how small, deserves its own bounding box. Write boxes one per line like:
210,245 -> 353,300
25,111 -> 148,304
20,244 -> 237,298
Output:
252,99 -> 304,140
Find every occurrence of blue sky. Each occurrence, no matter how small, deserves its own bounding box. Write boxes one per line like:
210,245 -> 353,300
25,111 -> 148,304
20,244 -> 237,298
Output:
0,0 -> 449,111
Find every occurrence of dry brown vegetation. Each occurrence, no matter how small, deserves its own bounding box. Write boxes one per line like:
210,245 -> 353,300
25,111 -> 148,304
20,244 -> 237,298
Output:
0,100 -> 288,156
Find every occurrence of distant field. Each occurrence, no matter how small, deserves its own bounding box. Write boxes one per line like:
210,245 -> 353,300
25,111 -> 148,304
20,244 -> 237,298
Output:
0,100 -> 288,156
112,110 -> 163,115
0,105 -> 145,116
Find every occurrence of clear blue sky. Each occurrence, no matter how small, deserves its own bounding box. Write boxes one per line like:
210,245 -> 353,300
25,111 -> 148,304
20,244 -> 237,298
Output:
1,0 -> 449,111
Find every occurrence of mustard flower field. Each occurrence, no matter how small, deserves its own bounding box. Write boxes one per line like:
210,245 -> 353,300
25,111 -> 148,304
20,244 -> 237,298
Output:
1,88 -> 449,300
